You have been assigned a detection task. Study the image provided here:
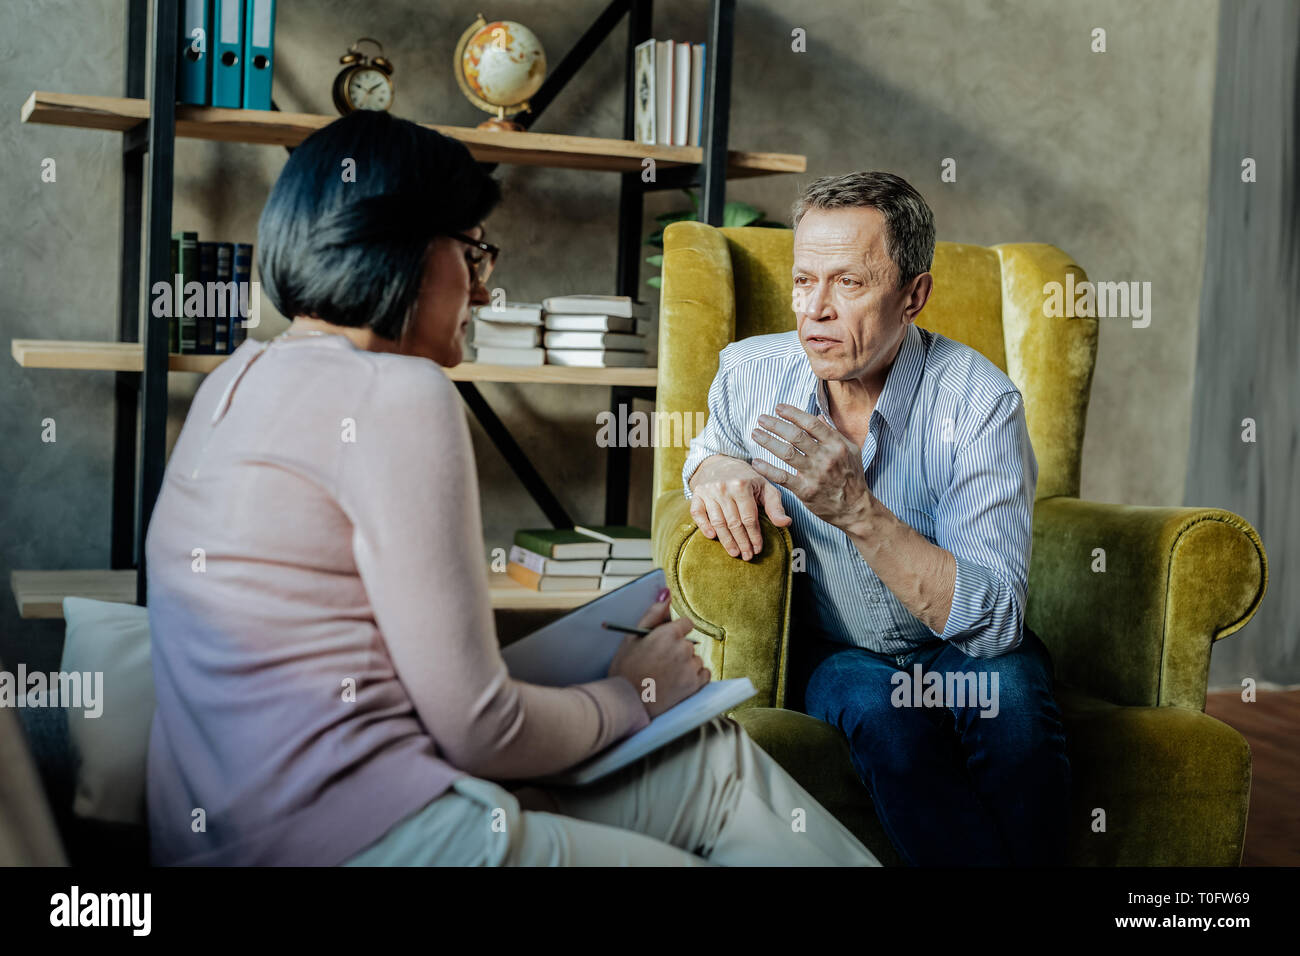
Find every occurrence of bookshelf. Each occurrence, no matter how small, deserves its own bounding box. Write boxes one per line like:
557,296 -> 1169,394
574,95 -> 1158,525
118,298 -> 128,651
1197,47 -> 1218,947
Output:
11,339 -> 660,387
11,569 -> 604,620
12,0 -> 802,613
21,91 -> 804,177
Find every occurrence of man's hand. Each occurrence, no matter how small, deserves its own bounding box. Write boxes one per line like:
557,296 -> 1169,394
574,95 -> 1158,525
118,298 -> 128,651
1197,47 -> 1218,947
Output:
749,403 -> 873,532
688,454 -> 792,560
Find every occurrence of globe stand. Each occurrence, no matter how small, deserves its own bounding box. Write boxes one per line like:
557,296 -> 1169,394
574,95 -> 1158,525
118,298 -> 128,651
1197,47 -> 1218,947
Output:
477,106 -> 525,132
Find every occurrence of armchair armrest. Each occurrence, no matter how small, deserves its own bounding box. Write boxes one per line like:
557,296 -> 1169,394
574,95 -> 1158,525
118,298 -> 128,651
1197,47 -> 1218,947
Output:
1027,496 -> 1267,709
652,490 -> 795,709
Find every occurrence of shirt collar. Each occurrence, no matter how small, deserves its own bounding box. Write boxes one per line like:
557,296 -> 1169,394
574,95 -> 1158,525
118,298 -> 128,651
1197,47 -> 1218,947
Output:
804,322 -> 925,437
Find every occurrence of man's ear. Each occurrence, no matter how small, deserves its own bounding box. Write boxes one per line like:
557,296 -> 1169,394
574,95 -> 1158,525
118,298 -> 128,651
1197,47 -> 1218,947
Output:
903,272 -> 933,321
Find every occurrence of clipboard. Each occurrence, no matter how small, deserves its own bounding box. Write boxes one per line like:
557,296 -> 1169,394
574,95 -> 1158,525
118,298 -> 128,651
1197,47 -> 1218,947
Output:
500,569 -> 757,785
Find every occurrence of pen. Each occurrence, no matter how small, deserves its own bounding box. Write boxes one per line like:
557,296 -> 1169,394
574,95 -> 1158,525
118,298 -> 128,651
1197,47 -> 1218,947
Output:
601,621 -> 651,636
602,621 -> 699,644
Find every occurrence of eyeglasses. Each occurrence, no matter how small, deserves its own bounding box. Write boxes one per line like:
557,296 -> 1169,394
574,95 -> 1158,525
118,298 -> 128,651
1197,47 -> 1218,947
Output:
448,233 -> 500,288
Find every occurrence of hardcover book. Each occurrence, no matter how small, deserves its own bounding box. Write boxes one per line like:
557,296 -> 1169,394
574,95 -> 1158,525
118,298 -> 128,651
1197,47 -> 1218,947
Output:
508,544 -> 606,577
541,295 -> 635,318
574,525 -> 653,559
514,528 -> 611,560
506,562 -> 601,592
634,39 -> 656,145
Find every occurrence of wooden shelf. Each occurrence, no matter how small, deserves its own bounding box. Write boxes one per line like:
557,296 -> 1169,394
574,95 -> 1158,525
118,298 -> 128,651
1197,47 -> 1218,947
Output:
21,91 -> 806,178
11,338 -> 659,386
11,570 -> 137,619
13,568 -> 606,619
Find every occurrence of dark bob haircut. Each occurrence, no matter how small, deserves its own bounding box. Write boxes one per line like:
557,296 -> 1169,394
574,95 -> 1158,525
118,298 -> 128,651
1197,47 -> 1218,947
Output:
258,111 -> 501,339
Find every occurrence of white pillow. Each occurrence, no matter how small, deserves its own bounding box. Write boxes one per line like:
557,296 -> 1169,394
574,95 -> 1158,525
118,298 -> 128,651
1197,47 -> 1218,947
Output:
60,597 -> 155,825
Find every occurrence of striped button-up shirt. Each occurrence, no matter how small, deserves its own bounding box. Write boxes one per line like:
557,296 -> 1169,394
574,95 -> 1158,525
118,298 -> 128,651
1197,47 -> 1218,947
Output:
681,322 -> 1036,659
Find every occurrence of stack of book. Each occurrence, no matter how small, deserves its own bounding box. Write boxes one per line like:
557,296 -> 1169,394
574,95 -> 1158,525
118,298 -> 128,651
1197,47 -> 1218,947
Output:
633,38 -> 707,147
543,296 -> 650,368
469,302 -> 544,366
507,525 -> 655,591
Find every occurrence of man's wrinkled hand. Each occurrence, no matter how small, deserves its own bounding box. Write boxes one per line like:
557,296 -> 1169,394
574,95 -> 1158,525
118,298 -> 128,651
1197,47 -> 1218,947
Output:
687,454 -> 792,560
750,403 -> 873,531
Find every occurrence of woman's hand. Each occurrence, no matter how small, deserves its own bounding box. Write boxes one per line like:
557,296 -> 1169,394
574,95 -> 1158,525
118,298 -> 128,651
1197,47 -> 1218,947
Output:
607,591 -> 710,719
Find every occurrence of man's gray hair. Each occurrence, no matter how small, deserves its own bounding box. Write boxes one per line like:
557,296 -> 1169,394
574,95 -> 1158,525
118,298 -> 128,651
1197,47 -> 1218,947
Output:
791,171 -> 936,288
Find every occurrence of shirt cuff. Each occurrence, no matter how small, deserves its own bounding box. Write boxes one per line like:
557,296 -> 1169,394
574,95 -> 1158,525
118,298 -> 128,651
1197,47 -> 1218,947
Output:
575,676 -> 651,749
931,553 -> 998,641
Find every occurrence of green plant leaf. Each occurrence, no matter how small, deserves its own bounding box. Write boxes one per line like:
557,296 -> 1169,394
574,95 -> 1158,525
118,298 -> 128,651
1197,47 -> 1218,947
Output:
723,201 -> 763,227
647,230 -> 665,247
646,276 -> 662,289
645,254 -> 663,267
684,189 -> 699,212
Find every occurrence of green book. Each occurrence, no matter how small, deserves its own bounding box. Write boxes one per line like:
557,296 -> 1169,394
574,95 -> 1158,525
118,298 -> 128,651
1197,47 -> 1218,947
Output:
514,528 -> 610,560
573,525 -> 652,559
172,231 -> 199,354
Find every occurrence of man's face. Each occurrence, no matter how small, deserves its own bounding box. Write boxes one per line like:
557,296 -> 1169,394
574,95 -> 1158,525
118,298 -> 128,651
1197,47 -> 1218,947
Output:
792,206 -> 926,383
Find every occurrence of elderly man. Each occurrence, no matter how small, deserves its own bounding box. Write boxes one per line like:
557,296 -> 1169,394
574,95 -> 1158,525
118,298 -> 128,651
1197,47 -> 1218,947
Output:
681,171 -> 1070,866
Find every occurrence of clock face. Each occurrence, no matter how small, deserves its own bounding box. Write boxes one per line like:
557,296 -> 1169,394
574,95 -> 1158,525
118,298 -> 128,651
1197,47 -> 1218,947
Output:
346,67 -> 393,111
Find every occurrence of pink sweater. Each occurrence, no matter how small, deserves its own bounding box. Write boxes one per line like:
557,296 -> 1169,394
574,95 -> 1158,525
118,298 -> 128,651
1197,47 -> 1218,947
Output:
145,334 -> 649,866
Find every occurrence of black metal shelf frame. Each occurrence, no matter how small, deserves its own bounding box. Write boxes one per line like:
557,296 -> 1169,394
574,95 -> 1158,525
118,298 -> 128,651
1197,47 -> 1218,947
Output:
113,0 -> 735,604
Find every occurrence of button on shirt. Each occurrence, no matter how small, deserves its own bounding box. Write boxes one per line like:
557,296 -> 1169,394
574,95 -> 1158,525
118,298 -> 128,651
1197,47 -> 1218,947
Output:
681,323 -> 1037,659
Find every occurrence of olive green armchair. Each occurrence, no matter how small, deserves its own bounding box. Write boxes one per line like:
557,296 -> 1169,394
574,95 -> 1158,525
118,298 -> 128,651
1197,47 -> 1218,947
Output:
651,221 -> 1268,866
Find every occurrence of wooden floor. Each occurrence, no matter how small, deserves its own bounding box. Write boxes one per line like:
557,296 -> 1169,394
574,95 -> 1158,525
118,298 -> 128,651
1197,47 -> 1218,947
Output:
1204,688 -> 1300,866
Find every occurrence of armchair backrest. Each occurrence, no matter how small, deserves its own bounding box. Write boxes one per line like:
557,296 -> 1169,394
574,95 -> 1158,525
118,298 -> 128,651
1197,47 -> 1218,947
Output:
653,221 -> 1099,511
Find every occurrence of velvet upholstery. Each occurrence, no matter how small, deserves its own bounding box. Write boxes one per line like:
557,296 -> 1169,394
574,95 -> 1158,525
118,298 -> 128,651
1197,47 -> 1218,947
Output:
651,221 -> 1268,866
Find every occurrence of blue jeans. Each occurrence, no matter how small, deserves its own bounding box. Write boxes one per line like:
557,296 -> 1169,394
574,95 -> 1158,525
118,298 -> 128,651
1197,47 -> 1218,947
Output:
792,628 -> 1071,866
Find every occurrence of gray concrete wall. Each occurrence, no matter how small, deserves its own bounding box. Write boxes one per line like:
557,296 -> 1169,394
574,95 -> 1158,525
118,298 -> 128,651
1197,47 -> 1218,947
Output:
2,1 -> 1226,673
1190,0 -> 1299,689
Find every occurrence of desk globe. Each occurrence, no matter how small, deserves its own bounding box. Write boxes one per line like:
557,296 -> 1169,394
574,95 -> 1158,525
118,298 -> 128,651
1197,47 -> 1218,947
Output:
454,15 -> 547,131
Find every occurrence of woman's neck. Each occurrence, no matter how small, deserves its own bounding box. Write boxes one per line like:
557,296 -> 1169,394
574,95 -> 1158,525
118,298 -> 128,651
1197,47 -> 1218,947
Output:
285,315 -> 401,354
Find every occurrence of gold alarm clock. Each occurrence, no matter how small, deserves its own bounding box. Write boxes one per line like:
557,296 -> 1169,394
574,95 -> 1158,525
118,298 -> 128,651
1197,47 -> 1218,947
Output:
332,38 -> 395,114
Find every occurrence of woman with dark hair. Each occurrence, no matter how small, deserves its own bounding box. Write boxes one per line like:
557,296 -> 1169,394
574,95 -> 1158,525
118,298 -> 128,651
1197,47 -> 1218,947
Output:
144,111 -> 877,866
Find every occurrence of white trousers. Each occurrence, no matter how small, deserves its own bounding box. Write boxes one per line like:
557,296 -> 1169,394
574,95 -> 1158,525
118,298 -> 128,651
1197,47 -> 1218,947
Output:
344,715 -> 880,866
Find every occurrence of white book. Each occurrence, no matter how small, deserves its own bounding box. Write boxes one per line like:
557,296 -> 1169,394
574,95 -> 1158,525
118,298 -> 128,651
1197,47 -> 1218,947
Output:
575,525 -> 654,559
542,295 -> 635,317
501,569 -> 757,785
603,558 -> 656,575
473,320 -> 541,349
546,349 -> 650,368
473,303 -> 543,325
689,43 -> 706,147
600,574 -> 637,590
673,42 -> 691,146
655,40 -> 674,146
473,345 -> 545,366
543,313 -> 636,333
633,38 -> 656,145
508,544 -> 605,577
543,331 -> 646,351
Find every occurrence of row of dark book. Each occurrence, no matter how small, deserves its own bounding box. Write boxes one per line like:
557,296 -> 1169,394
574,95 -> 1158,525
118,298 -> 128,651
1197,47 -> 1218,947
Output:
168,232 -> 254,355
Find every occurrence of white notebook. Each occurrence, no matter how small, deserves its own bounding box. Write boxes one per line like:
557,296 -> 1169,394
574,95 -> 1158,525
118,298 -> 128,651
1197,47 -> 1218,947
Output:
500,568 -> 757,785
